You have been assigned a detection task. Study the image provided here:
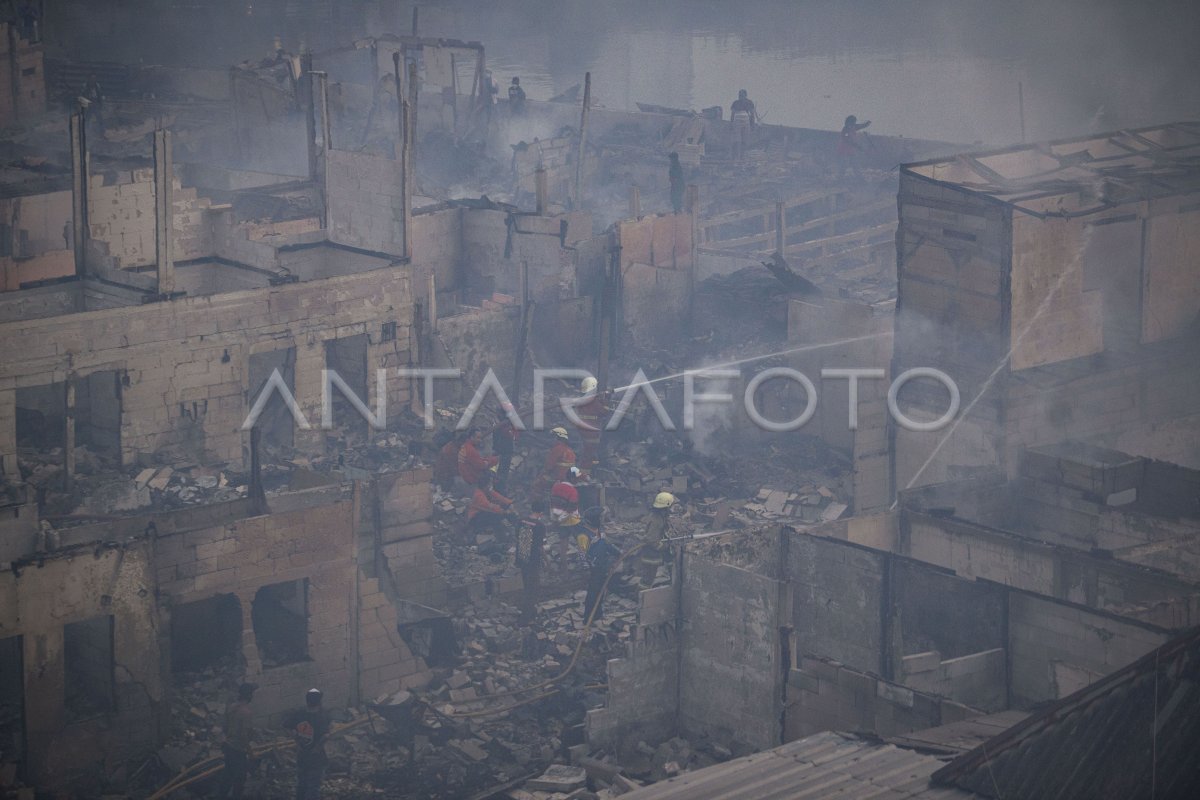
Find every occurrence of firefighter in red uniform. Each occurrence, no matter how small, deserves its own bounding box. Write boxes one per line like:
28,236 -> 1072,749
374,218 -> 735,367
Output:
458,427 -> 498,487
575,376 -> 607,476
533,427 -> 576,497
550,466 -> 582,522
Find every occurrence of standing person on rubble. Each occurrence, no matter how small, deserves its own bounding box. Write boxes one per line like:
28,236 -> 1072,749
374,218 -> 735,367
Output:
581,507 -> 620,623
458,427 -> 498,489
668,152 -> 686,214
638,492 -> 677,587
81,73 -> 105,136
576,377 -> 607,476
516,498 -> 548,623
533,427 -> 577,497
480,69 -> 500,125
287,688 -> 330,800
508,77 -> 527,114
730,89 -> 757,161
837,114 -> 872,178
492,402 -> 520,493
218,682 -> 257,799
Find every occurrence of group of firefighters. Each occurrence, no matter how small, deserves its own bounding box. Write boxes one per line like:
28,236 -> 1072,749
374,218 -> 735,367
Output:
431,377 -> 681,625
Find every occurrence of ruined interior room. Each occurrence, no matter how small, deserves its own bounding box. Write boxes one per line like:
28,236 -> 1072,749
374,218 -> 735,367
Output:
1,1 -> 1198,798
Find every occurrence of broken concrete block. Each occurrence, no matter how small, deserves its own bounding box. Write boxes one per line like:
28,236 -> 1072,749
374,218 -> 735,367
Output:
446,671 -> 471,689
148,467 -> 174,490
449,687 -> 477,703
134,467 -> 158,488
763,491 -> 787,514
452,738 -> 489,761
526,764 -> 587,792
820,502 -> 848,522
1105,488 -> 1137,506
876,680 -> 914,708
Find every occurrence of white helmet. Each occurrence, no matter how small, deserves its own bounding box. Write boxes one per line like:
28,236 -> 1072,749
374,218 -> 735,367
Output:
551,426 -> 569,440
581,376 -> 598,394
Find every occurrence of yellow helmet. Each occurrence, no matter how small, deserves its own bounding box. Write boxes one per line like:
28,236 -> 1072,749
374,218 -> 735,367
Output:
581,376 -> 599,394
551,427 -> 569,440
653,491 -> 677,509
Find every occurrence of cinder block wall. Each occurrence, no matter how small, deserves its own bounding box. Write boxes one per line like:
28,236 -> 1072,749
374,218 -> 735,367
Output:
895,172 -> 1200,494
0,266 -> 414,471
155,493 -> 358,721
1008,592 -> 1168,706
585,585 -> 680,751
678,557 -> 786,751
375,466 -> 445,608
784,656 -> 976,741
326,149 -> 406,256
0,543 -> 164,790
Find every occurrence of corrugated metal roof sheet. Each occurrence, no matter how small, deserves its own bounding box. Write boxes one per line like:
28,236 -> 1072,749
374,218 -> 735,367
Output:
903,122 -> 1200,217
617,732 -> 980,800
932,625 -> 1200,799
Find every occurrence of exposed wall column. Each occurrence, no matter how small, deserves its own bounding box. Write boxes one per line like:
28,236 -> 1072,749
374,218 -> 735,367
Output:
69,109 -> 89,281
153,128 -> 175,295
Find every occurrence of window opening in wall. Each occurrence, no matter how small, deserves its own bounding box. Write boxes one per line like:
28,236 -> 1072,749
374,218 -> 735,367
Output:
63,616 -> 116,721
324,333 -> 370,443
170,593 -> 243,673
247,347 -> 297,455
15,382 -> 67,454
75,370 -> 122,460
252,579 -> 309,668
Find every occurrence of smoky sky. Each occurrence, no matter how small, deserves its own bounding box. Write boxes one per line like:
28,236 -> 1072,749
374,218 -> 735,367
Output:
49,0 -> 1200,144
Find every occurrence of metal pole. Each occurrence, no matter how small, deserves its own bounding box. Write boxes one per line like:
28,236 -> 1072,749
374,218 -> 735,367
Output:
535,167 -> 547,215
574,72 -> 591,209
775,200 -> 785,255
1018,81 -> 1026,143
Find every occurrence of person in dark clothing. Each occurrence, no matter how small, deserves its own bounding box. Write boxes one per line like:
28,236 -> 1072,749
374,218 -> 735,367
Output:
581,507 -> 620,623
668,152 -> 685,214
288,688 -> 331,800
17,1 -> 39,42
218,682 -> 257,799
731,89 -> 757,128
480,69 -> 500,124
492,402 -> 519,493
508,77 -> 526,114
516,499 -> 547,623
82,73 -> 105,136
837,114 -> 872,178
730,89 -> 757,160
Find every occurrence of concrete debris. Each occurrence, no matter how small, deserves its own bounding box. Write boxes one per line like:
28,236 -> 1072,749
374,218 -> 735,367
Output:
525,763 -> 588,792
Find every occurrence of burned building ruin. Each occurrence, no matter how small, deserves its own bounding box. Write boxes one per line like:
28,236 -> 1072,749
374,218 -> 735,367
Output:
0,2 -> 1198,799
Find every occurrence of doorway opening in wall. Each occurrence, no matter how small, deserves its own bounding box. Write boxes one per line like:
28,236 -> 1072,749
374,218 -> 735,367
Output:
252,579 -> 309,668
248,347 -> 297,457
325,333 -> 370,444
0,635 -> 26,781
15,382 -> 67,486
63,616 -> 116,721
75,370 -> 122,461
170,593 -> 243,674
